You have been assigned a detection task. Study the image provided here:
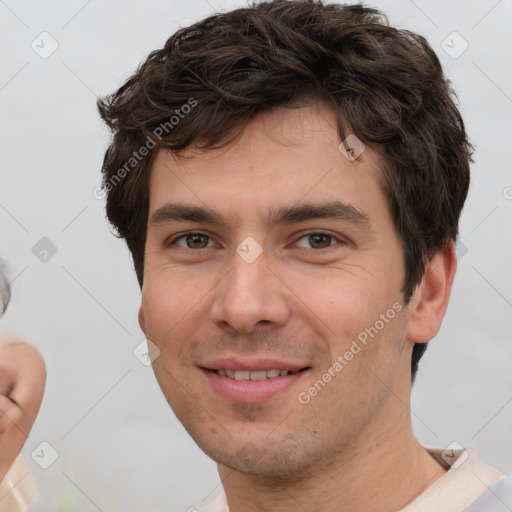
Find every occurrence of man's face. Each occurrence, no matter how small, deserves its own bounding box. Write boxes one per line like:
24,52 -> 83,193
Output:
139,102 -> 414,476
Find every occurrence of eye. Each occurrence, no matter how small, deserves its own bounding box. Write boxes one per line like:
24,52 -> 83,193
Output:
294,232 -> 344,250
170,232 -> 215,249
168,231 -> 345,251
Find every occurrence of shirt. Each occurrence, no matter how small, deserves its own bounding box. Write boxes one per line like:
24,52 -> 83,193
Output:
0,455 -> 38,512
199,447 -> 511,512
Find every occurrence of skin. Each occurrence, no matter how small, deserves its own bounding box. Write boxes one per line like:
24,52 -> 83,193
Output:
138,101 -> 457,512
0,341 -> 46,483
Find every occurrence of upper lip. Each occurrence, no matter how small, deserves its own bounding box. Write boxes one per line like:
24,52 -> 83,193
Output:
200,357 -> 309,372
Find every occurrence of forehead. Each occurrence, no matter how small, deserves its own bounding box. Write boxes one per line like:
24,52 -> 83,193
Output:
147,103 -> 386,225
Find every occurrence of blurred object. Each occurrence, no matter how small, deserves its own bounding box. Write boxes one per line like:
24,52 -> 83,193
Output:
0,342 -> 45,489
0,455 -> 38,511
0,262 -> 45,511
0,260 -> 10,318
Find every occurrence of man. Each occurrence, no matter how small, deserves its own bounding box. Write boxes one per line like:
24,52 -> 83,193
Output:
97,1 -> 511,510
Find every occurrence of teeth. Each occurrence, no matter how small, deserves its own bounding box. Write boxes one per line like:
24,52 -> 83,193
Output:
216,369 -> 291,380
249,370 -> 267,381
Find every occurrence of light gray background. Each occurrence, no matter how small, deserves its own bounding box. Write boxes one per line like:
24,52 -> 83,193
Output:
0,0 -> 511,511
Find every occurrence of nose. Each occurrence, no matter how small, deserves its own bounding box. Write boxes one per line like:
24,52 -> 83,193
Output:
209,244 -> 291,335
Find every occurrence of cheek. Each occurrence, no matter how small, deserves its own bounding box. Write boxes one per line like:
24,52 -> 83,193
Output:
143,270 -> 198,334
142,278 -> 210,373
290,270 -> 405,384
289,268 -> 392,341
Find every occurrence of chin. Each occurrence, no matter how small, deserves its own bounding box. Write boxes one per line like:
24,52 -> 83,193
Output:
199,438 -> 325,478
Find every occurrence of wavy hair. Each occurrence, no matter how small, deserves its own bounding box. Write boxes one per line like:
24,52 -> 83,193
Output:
98,0 -> 472,379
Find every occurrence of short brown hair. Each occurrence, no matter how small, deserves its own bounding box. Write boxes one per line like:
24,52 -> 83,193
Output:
98,0 -> 472,379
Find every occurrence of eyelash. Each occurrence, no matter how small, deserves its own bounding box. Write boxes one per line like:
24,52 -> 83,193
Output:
168,231 -> 345,251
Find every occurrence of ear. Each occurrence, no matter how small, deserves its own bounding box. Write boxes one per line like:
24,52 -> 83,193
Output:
138,305 -> 146,334
406,240 -> 457,344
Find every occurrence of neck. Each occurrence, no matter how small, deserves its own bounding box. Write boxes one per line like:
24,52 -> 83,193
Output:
217,390 -> 446,512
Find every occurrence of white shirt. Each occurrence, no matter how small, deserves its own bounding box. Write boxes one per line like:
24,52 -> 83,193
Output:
200,448 -> 509,512
0,455 -> 38,512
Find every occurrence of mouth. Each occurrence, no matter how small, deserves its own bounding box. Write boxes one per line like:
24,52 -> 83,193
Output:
201,364 -> 311,403
211,368 -> 308,380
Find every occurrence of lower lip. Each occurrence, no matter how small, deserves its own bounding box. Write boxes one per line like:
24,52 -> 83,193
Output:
202,369 -> 309,404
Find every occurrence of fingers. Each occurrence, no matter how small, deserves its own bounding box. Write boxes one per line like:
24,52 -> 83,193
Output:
0,394 -> 24,435
0,341 -> 46,483
0,342 -> 46,417
0,394 -> 25,482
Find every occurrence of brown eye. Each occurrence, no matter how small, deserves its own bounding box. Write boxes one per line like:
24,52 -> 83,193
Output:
172,232 -> 213,249
295,232 -> 341,250
185,234 -> 209,249
308,234 -> 332,249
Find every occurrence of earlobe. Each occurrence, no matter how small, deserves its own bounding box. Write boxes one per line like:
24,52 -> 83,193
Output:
406,240 -> 457,344
138,305 -> 146,334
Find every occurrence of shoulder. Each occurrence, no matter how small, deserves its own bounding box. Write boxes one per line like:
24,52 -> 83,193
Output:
198,492 -> 228,512
465,475 -> 512,511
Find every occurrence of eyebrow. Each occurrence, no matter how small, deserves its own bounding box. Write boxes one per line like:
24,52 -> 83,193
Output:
149,200 -> 372,231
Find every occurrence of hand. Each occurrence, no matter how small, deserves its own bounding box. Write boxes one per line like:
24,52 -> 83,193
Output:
0,341 -> 46,483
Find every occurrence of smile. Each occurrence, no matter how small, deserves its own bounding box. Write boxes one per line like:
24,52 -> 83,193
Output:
214,369 -> 299,380
203,366 -> 311,403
